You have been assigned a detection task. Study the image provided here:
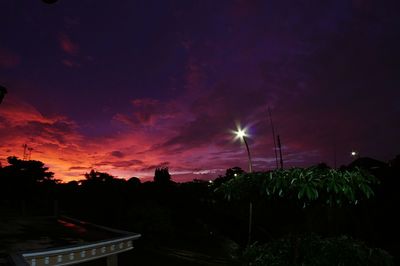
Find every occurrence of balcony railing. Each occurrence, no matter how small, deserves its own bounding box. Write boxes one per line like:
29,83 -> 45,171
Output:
9,216 -> 141,266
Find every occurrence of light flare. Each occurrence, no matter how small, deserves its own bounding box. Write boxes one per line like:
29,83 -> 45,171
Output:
232,124 -> 250,142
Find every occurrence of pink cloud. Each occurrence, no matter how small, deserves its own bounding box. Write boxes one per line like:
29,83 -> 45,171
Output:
0,96 -> 55,126
2,79 -> 391,184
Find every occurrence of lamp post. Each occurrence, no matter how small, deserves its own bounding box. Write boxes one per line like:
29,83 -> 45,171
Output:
233,127 -> 253,173
233,125 -> 254,245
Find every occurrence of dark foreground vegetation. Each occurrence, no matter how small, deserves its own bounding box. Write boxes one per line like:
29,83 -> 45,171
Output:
1,155 -> 400,265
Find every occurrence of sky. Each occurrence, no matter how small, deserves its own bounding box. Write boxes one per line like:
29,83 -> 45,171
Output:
0,0 -> 399,182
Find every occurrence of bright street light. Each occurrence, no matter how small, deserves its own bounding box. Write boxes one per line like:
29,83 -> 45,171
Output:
236,128 -> 247,139
232,124 -> 254,246
233,125 -> 253,173
351,150 -> 359,157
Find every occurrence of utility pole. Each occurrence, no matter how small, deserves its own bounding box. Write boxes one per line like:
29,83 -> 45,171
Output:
27,147 -> 33,160
22,144 -> 33,160
277,135 -> 284,169
22,144 -> 28,160
268,106 -> 279,169
233,126 -> 254,247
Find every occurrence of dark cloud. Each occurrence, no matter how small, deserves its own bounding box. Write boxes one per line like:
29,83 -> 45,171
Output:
158,82 -> 267,153
139,161 -> 170,171
0,1 -> 399,181
113,98 -> 180,127
58,33 -> 79,56
94,160 -> 143,168
112,160 -> 143,168
62,59 -> 80,68
111,151 -> 125,158
69,166 -> 89,170
0,47 -> 20,68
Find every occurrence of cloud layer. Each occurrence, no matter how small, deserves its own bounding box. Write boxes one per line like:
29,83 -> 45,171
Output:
1,1 -> 399,182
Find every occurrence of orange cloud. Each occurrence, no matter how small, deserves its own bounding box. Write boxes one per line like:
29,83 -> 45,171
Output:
0,96 -> 206,182
0,96 -> 86,181
0,95 -> 284,183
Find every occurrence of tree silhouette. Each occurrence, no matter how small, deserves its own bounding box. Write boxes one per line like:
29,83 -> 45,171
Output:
128,176 -> 141,187
153,167 -> 171,184
0,156 -> 55,185
0,85 -> 7,104
226,167 -> 244,178
0,157 -> 55,213
213,167 -> 244,187
83,169 -> 115,183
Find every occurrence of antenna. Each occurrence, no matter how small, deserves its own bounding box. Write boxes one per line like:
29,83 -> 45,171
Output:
27,147 -> 33,160
277,135 -> 284,169
267,106 -> 279,169
22,144 -> 33,160
22,144 -> 28,160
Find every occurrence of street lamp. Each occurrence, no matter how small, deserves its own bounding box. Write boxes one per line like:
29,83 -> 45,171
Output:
233,126 -> 253,173
232,124 -> 254,246
351,150 -> 359,158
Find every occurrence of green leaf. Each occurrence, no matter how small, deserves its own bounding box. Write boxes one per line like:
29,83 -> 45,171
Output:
306,186 -> 313,201
298,187 -> 306,200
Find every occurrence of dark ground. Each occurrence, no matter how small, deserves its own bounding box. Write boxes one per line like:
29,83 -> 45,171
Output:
0,213 -> 238,266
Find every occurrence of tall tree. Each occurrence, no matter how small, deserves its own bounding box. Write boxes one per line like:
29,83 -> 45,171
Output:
0,156 -> 54,185
153,167 -> 171,184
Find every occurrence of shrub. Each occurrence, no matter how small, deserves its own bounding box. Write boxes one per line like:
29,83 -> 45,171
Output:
242,234 -> 393,266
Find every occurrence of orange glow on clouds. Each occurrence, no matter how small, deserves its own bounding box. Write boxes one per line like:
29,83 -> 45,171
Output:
0,96 -> 227,182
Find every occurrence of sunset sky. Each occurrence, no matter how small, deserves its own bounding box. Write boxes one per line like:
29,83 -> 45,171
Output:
1,0 -> 399,182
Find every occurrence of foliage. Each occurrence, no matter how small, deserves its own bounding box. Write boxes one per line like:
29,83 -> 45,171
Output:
213,167 -> 245,187
154,167 -> 172,184
215,171 -> 264,201
217,166 -> 378,207
83,169 -> 115,183
125,201 -> 175,240
242,234 -> 394,266
0,156 -> 55,184
128,176 -> 141,186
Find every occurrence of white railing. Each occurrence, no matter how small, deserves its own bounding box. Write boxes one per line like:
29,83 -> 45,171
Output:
9,216 -> 141,266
